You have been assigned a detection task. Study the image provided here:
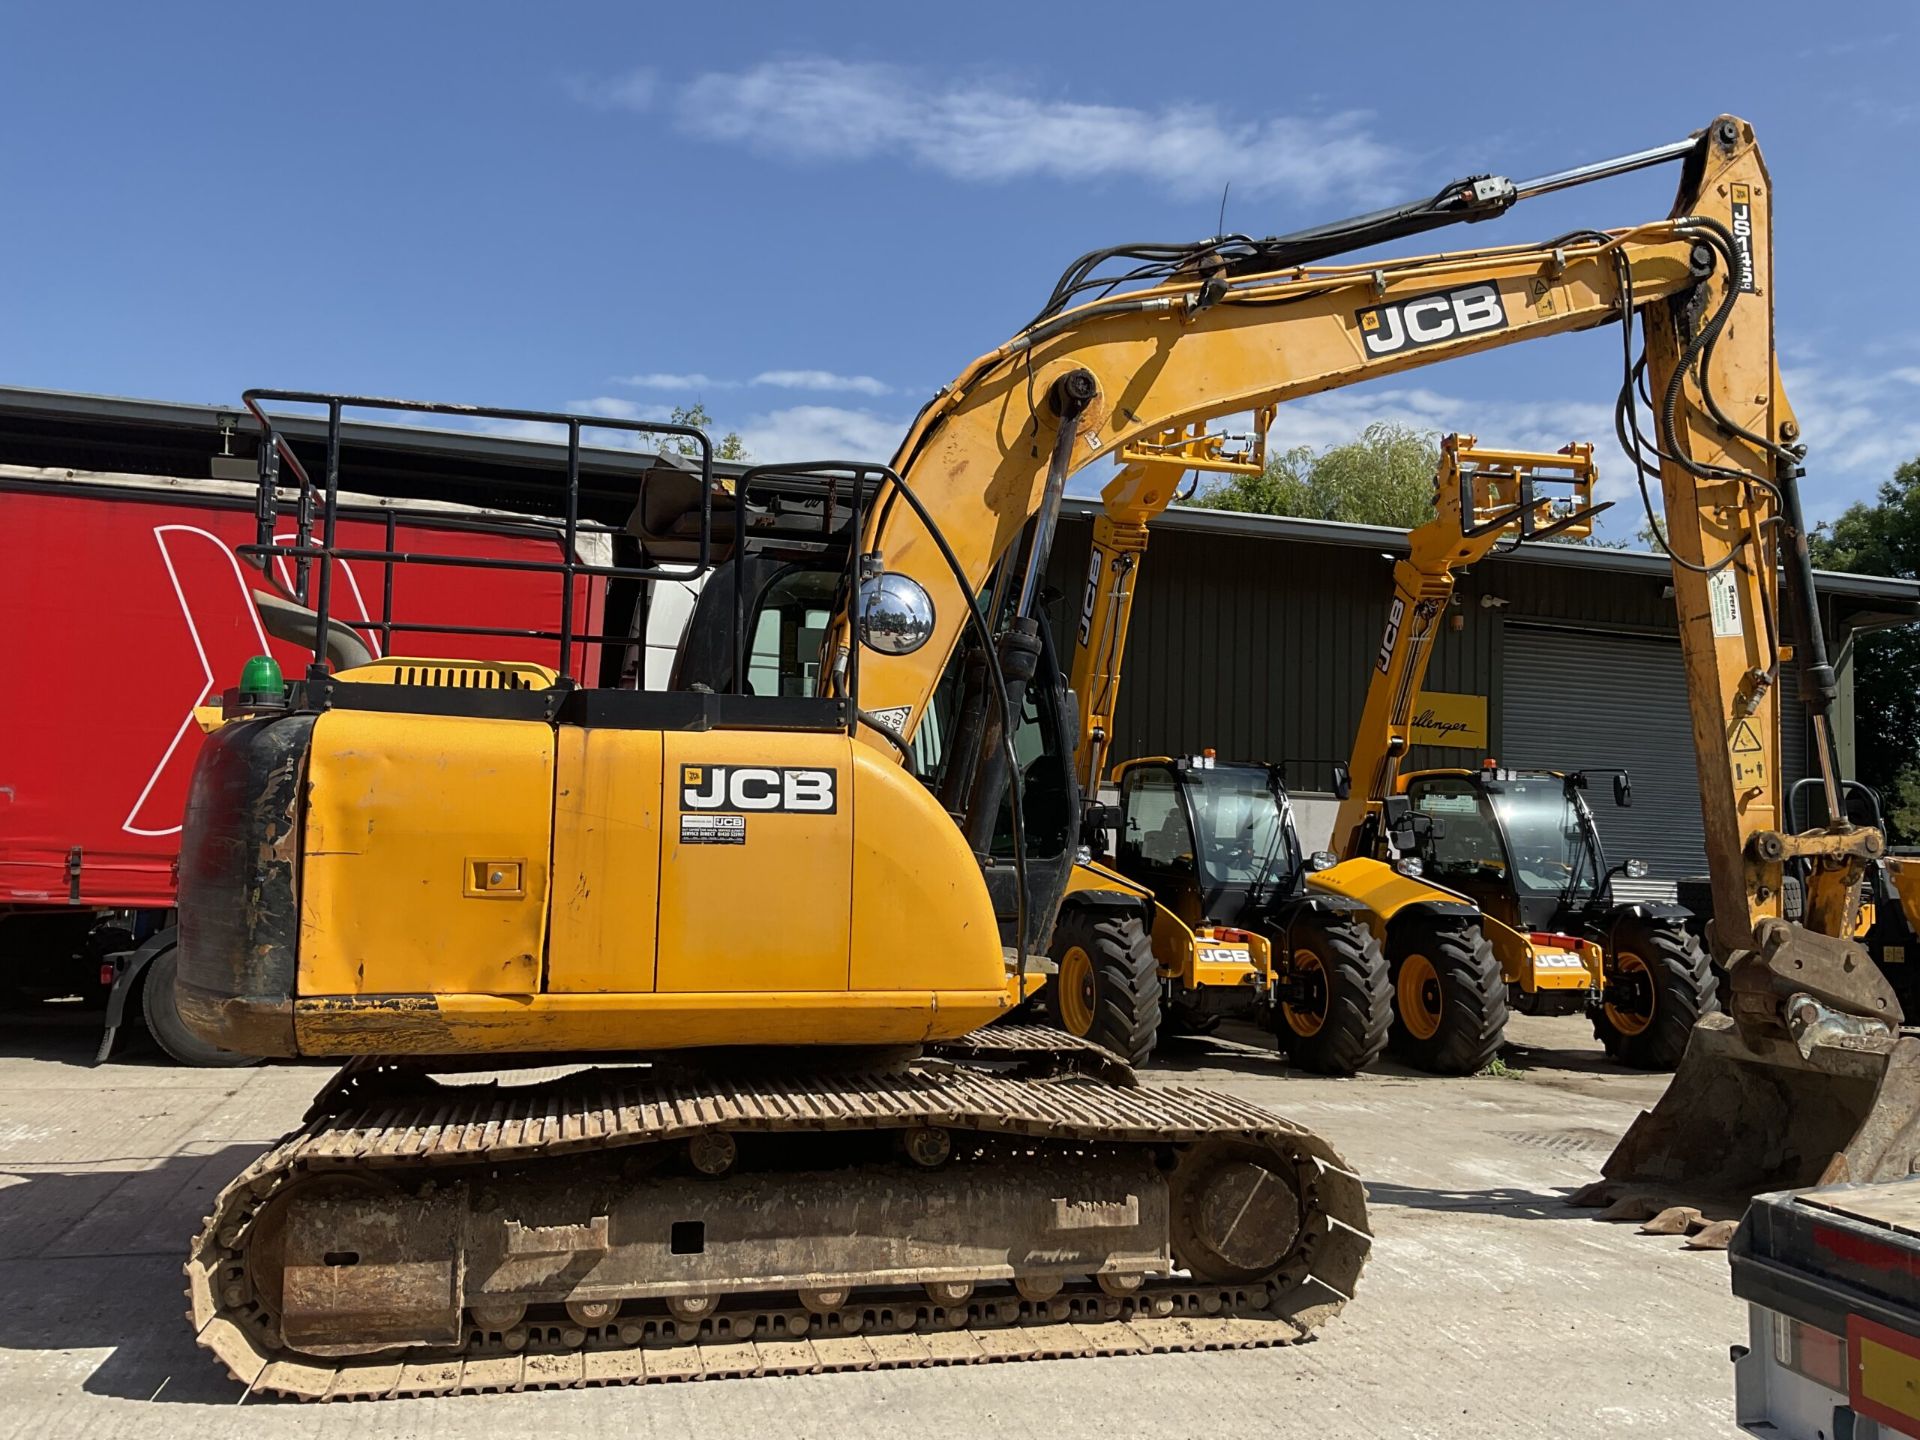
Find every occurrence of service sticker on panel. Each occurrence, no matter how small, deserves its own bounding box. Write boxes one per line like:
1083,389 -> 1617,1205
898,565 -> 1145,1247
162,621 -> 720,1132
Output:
680,813 -> 747,845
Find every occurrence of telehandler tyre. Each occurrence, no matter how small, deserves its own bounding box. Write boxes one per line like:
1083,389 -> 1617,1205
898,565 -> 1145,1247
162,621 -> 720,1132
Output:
1590,913 -> 1717,1070
1385,914 -> 1505,1075
1275,915 -> 1391,1076
1044,909 -> 1160,1065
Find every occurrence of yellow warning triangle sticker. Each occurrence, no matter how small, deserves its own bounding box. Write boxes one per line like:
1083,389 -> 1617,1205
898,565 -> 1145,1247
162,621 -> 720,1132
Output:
1731,720 -> 1763,755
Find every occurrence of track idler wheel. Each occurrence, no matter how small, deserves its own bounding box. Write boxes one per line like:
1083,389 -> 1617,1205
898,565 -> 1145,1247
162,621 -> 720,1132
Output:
1169,1140 -> 1303,1284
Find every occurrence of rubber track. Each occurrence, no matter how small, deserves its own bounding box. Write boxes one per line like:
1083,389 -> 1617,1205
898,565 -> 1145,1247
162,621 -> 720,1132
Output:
188,1058 -> 1370,1401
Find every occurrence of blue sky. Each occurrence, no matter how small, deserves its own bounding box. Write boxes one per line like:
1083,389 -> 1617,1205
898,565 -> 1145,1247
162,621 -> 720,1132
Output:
2,1 -> 1916,536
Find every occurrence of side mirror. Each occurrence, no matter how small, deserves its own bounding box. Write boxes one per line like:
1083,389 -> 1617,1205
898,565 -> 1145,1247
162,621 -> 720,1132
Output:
1332,762 -> 1352,801
1613,773 -> 1632,809
1082,802 -> 1121,850
858,572 -> 936,655
1382,795 -> 1418,851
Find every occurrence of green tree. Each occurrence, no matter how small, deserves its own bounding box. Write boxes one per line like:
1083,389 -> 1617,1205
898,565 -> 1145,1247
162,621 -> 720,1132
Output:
1808,457 -> 1920,841
655,401 -> 749,462
1195,422 -> 1438,529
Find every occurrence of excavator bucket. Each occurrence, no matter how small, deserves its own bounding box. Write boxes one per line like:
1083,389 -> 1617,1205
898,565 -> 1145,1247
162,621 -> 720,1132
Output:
1578,1013 -> 1920,1237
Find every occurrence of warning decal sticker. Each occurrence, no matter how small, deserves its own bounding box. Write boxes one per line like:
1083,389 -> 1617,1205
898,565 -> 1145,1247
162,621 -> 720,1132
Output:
1731,718 -> 1766,787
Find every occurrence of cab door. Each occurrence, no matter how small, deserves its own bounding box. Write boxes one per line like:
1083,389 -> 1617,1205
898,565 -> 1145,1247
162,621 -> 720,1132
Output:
1116,763 -> 1201,924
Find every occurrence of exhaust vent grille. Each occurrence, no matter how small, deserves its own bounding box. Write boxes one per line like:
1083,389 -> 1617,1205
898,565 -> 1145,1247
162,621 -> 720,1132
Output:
393,665 -> 533,691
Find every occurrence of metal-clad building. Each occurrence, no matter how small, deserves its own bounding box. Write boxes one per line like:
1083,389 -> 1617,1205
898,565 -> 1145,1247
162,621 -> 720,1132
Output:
1046,502 -> 1920,883
4,383 -> 1914,889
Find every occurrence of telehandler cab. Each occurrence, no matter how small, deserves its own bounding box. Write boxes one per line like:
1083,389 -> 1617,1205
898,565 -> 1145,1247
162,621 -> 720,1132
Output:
1394,763 -> 1715,1067
1063,751 -> 1391,1075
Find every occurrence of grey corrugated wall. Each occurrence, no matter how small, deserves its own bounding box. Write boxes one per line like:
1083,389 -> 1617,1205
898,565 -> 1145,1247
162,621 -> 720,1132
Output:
1045,517 -> 1497,790
1043,520 -> 1818,793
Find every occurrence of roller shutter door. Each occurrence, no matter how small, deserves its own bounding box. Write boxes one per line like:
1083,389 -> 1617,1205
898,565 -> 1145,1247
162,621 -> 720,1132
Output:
1501,625 -> 1805,889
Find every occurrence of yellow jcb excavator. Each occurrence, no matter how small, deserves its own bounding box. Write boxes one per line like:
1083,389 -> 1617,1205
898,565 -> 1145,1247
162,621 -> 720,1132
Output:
170,115 -> 1906,1394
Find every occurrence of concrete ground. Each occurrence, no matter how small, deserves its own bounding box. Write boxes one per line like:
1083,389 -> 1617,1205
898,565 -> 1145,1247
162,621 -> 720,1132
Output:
0,1008 -> 1744,1439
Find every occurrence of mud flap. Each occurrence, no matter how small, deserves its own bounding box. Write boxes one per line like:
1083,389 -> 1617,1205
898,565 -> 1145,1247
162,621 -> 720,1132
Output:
1577,1013 -> 1920,1223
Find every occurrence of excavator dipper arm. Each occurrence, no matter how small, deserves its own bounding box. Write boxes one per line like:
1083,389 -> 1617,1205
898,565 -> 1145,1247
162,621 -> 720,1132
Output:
847,223 -> 1703,748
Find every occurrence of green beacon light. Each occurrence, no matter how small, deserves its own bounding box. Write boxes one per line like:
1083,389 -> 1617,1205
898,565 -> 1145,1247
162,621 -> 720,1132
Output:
237,654 -> 287,710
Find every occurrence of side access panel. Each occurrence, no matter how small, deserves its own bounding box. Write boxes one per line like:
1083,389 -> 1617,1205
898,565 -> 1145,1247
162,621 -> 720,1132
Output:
547,727 -> 663,993
299,711 -> 554,996
656,731 -> 853,993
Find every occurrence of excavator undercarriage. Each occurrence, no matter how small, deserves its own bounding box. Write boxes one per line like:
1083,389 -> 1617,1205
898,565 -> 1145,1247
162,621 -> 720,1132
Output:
189,1032 -> 1368,1400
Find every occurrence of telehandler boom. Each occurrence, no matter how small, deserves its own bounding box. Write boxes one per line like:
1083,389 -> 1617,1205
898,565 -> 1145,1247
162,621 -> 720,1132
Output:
1313,435 -> 1718,1073
171,115 -> 1892,1393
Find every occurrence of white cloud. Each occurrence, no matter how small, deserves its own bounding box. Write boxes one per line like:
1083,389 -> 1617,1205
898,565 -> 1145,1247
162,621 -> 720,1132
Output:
610,372 -> 735,392
1166,363 -> 1920,542
478,397 -> 909,466
663,59 -> 1398,202
734,404 -> 906,463
465,396 -> 681,450
613,368 -> 897,398
1779,362 -> 1920,521
751,369 -> 893,397
569,67 -> 657,111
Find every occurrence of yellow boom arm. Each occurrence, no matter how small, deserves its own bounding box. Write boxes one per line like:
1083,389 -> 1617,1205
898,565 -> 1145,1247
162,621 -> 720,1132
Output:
839,115 -> 1887,1038
849,224 -> 1698,738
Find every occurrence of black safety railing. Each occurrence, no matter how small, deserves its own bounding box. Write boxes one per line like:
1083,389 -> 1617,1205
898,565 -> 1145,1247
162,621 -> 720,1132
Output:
238,389 -> 715,683
726,461 -> 884,739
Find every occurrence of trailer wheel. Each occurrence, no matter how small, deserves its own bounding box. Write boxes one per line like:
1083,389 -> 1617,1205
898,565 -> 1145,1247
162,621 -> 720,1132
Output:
1385,914 -> 1506,1075
1592,913 -> 1716,1070
1275,915 -> 1391,1076
142,946 -> 259,1068
1043,909 -> 1160,1065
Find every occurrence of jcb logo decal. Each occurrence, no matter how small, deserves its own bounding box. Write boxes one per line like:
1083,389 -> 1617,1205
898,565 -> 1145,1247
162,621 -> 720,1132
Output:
680,765 -> 837,814
1356,283 -> 1507,358
1729,183 -> 1756,293
1078,545 -> 1106,646
1376,598 -> 1405,674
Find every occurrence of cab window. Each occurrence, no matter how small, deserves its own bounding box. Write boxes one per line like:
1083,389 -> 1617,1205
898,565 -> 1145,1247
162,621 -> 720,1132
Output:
1121,767 -> 1195,869
1406,775 -> 1508,883
745,567 -> 836,697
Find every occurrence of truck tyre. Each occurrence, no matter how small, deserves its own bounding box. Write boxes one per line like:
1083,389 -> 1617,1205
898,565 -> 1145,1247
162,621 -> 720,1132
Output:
1043,909 -> 1160,1066
1385,914 -> 1506,1075
1591,913 -> 1716,1070
142,945 -> 259,1068
1275,914 -> 1391,1076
